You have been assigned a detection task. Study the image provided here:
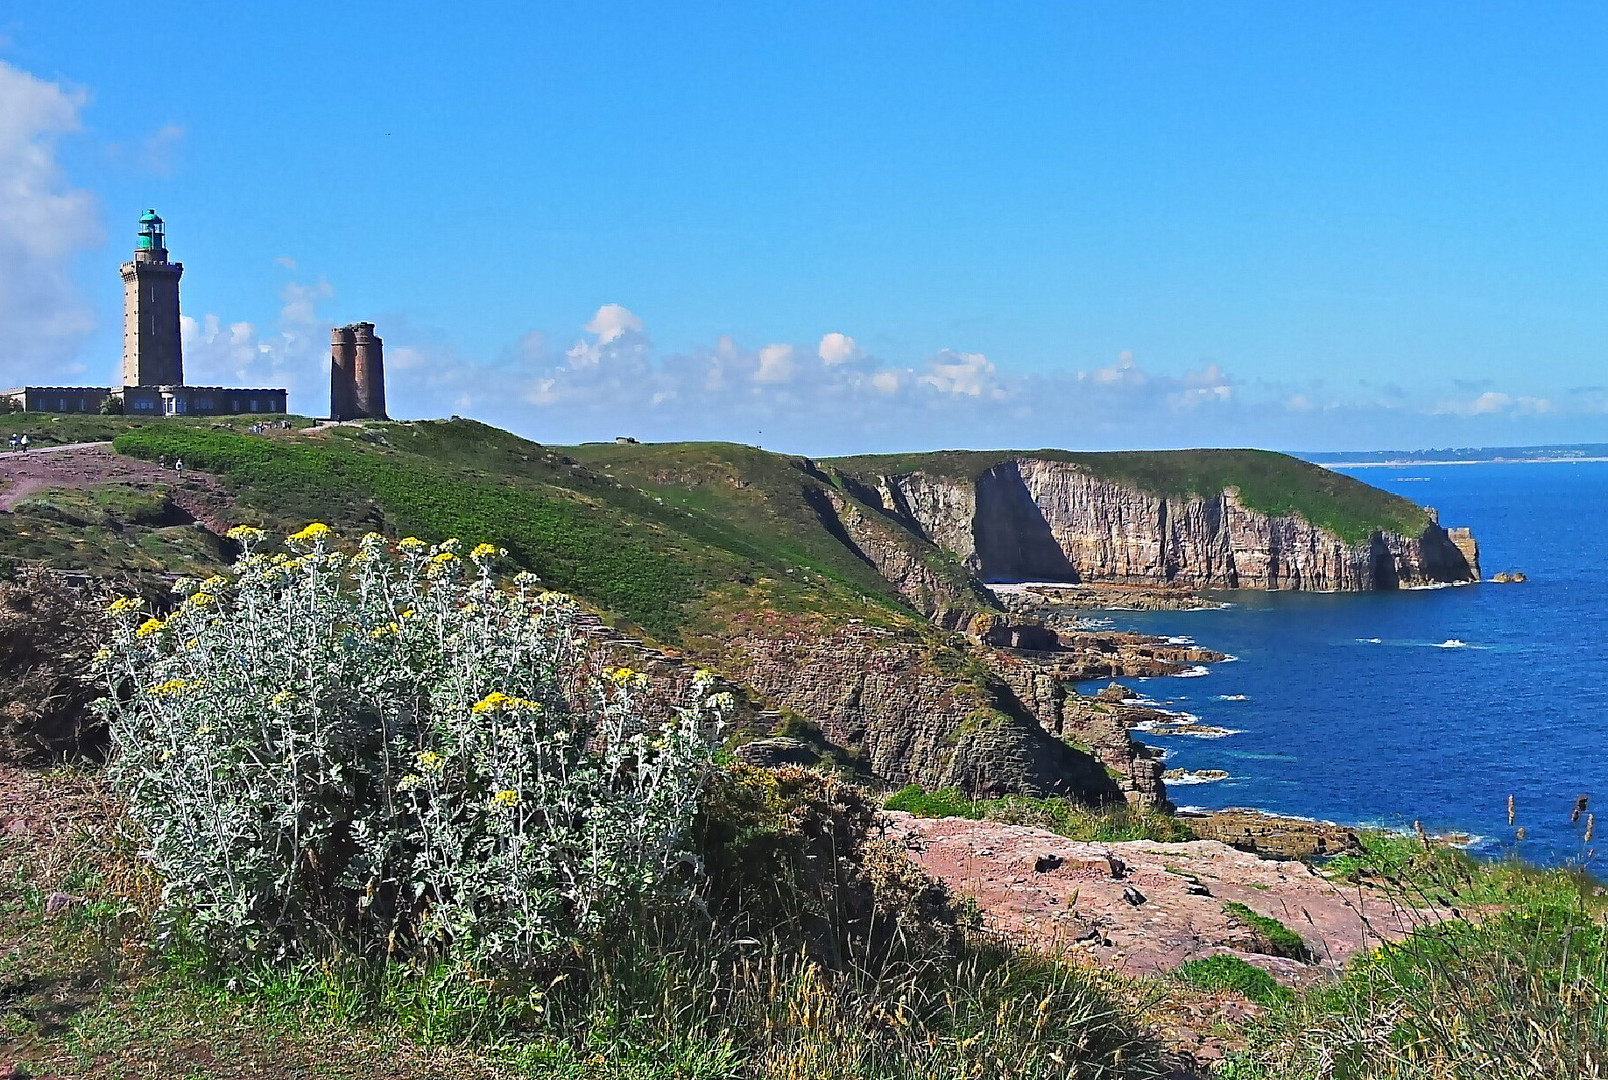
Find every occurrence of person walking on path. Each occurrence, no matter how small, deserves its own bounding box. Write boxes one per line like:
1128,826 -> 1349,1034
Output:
7,434 -> 17,453
19,434 -> 31,452
173,457 -> 184,479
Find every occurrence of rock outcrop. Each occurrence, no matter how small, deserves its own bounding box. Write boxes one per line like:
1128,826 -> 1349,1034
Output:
717,617 -> 1124,802
848,457 -> 1479,590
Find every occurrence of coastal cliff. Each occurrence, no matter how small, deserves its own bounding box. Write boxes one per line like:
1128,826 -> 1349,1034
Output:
830,450 -> 1479,590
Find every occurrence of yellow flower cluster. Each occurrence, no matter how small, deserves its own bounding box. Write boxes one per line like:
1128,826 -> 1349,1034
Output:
430,551 -> 457,564
398,537 -> 426,551
415,750 -> 445,773
107,596 -> 142,615
471,691 -> 541,714
470,543 -> 500,561
605,666 -> 639,685
186,592 -> 216,609
271,690 -> 295,709
136,618 -> 166,639
146,678 -> 196,698
289,522 -> 333,543
370,622 -> 400,639
491,789 -> 521,808
225,525 -> 266,544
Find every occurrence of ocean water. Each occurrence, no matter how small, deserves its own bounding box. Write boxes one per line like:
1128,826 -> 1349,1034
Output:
1082,462 -> 1607,867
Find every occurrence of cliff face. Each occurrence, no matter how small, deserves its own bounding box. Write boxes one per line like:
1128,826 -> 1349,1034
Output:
861,458 -> 1478,590
719,619 -> 1124,803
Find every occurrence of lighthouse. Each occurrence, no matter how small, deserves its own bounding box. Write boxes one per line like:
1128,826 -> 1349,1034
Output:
120,209 -> 185,388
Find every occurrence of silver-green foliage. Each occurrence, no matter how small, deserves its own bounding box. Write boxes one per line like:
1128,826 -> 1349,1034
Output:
98,525 -> 726,969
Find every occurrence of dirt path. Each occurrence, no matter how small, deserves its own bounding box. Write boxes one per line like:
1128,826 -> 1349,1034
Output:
0,445 -> 236,533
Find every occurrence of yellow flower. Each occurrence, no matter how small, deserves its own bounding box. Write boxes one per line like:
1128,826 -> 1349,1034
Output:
92,647 -> 111,663
605,666 -> 637,684
108,596 -> 142,615
470,543 -> 500,562
471,691 -> 540,714
186,592 -> 215,609
288,522 -> 333,544
183,638 -> 199,650
370,622 -> 400,638
491,789 -> 520,808
202,575 -> 229,590
430,551 -> 457,564
400,609 -> 416,619
397,774 -> 423,791
415,750 -> 444,773
136,618 -> 165,639
398,537 -> 426,550
271,690 -> 295,709
146,678 -> 194,698
225,525 -> 265,543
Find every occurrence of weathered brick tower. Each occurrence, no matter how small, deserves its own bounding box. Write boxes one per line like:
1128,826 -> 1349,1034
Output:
329,322 -> 387,420
120,210 -> 184,387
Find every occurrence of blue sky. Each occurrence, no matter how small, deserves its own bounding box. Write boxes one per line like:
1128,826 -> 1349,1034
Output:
4,2 -> 1608,453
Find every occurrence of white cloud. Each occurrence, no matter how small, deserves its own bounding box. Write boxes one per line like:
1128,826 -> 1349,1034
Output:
817,331 -> 864,365
1433,391 -> 1552,416
566,303 -> 646,367
182,272 -> 335,398
755,343 -> 796,384
1080,349 -> 1147,387
0,60 -> 101,383
919,350 -> 1001,397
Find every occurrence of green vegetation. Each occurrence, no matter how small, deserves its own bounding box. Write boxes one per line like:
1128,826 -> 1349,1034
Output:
0,483 -> 226,578
1174,955 -> 1289,1005
884,784 -> 1197,843
2,764 -> 1164,1079
1221,902 -> 1315,963
827,447 -> 1430,544
109,421 -> 916,641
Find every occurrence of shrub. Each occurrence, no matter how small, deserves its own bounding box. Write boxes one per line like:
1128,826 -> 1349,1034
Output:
97,525 -> 728,970
0,567 -> 114,763
1175,954 -> 1288,1005
700,765 -> 969,969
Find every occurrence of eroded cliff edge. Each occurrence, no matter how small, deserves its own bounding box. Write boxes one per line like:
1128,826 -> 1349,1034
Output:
827,449 -> 1479,590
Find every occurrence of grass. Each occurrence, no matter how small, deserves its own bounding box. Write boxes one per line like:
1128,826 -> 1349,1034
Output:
109,421 -> 915,642
1221,902 -> 1315,964
825,447 -> 1431,545
884,784 -> 1197,843
1174,955 -> 1289,1006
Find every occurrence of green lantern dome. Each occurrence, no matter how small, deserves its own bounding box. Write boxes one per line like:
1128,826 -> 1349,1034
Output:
139,209 -> 163,224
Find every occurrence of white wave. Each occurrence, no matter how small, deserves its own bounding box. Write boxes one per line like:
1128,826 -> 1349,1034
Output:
1166,635 -> 1196,645
1219,653 -> 1240,663
1357,637 -> 1382,644
1175,665 -> 1211,678
1165,771 -> 1232,785
1213,694 -> 1249,701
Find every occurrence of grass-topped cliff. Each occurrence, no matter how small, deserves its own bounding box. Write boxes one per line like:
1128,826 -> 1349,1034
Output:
826,447 -> 1432,545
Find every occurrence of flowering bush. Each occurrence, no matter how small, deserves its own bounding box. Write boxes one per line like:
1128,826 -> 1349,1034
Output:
97,525 -> 726,969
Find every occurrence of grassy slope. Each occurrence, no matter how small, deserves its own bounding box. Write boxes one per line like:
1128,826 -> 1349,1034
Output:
107,421 -> 915,643
827,447 -> 1431,544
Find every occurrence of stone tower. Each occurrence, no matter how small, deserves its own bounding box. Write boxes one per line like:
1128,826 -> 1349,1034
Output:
120,210 -> 184,387
329,322 -> 387,420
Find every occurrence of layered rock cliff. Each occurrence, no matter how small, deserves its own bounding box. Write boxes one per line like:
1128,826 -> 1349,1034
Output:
841,456 -> 1478,590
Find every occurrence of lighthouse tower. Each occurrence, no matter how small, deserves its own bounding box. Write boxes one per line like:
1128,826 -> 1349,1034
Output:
120,210 -> 185,388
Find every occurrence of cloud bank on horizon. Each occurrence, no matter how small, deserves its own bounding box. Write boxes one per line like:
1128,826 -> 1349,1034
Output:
2,56 -> 1602,457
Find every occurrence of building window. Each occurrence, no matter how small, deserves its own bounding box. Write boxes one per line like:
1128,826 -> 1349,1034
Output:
250,400 -> 260,412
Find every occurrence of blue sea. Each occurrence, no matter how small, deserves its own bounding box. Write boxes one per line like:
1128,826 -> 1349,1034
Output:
1084,462 -> 1607,868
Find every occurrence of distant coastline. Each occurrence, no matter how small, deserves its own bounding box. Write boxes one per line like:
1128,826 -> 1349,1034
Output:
1304,442 -> 1608,468
1320,457 -> 1608,468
